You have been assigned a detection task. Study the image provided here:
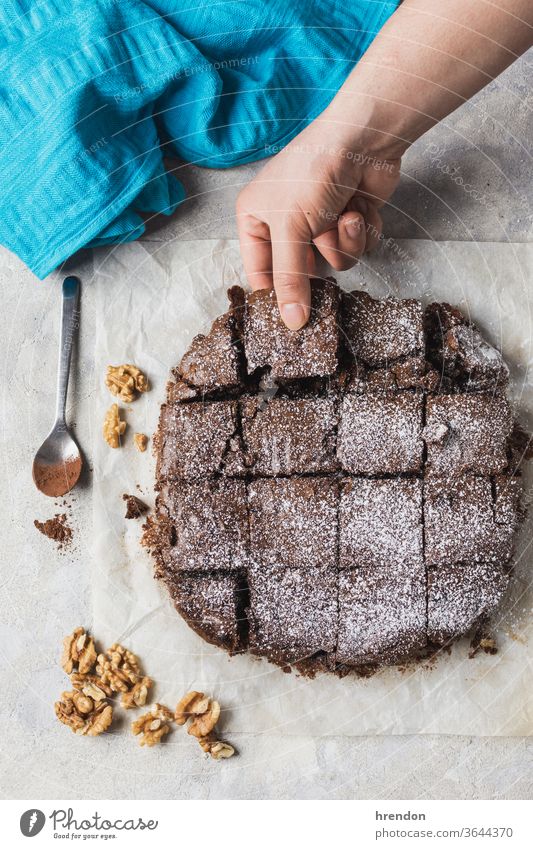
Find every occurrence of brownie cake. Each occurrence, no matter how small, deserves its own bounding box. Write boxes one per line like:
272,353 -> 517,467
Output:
143,279 -> 527,675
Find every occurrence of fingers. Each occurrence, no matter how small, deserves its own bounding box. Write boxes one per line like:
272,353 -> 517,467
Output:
270,220 -> 311,330
237,210 -> 273,291
313,211 -> 367,270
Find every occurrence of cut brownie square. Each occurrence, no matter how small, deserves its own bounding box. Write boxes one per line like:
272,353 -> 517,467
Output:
248,477 -> 338,571
425,302 -> 509,390
156,400 -> 242,480
339,478 -> 423,569
337,567 -> 426,665
172,287 -> 245,393
164,571 -> 244,653
243,277 -> 340,379
424,393 -> 512,476
341,290 -> 424,366
424,476 -> 516,566
158,479 -> 247,572
241,395 -> 337,475
337,392 -> 423,474
428,562 -> 509,644
248,565 -> 337,664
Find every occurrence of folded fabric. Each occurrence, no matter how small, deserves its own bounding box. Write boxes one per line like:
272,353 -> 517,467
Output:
0,0 -> 400,278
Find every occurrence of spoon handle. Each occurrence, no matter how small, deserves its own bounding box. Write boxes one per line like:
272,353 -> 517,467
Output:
55,276 -> 81,426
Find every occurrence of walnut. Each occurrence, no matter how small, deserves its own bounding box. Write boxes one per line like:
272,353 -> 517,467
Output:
134,433 -> 148,452
174,691 -> 210,726
121,676 -> 152,710
61,628 -> 97,675
103,403 -> 126,448
131,704 -> 173,747
70,673 -> 112,702
96,643 -> 141,693
55,691 -> 113,737
187,699 -> 221,739
106,364 -> 149,403
198,737 -> 235,760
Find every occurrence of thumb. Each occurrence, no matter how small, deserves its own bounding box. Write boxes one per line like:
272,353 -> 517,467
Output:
270,222 -> 311,330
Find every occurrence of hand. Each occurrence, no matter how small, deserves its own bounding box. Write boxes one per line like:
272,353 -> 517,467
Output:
236,117 -> 401,329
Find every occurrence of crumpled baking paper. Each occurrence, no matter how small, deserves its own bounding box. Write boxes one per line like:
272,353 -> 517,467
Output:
92,237 -> 533,736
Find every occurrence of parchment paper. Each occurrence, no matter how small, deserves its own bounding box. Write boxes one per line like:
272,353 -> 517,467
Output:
92,238 -> 533,737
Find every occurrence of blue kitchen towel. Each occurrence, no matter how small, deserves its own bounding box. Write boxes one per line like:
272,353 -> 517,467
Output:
0,0 -> 400,278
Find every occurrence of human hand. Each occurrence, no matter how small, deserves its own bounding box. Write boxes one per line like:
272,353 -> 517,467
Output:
236,117 -> 401,329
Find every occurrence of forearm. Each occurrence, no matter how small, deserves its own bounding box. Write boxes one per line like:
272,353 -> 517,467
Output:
326,0 -> 533,156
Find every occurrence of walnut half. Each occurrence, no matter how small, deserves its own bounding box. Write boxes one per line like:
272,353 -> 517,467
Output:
61,627 -> 97,675
103,404 -> 126,448
106,364 -> 149,403
132,704 -> 174,747
55,691 -> 113,737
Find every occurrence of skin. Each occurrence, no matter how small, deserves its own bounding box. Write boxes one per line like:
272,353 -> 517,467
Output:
237,0 -> 533,329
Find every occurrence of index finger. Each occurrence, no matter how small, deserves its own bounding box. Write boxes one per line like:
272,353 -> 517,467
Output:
237,211 -> 273,291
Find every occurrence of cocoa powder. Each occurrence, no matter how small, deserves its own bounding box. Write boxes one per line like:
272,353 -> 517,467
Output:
34,513 -> 73,548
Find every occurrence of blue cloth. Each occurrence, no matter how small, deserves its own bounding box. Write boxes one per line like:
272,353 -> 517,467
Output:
0,1 -> 400,278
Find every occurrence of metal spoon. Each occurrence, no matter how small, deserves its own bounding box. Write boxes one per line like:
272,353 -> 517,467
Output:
32,276 -> 83,497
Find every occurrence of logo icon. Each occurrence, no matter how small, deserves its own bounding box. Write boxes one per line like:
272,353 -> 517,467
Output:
20,810 -> 46,837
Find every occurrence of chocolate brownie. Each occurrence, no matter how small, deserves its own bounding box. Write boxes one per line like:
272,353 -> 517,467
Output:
248,565 -> 337,664
341,290 -> 424,365
241,395 -> 337,476
157,479 -> 248,572
248,477 -> 338,571
244,277 -> 339,379
156,400 -> 242,480
425,302 -> 509,390
339,478 -> 423,569
428,563 -> 509,645
337,391 -> 423,474
424,393 -> 512,476
337,567 -> 426,665
164,570 -> 244,653
172,286 -> 244,394
145,279 -> 527,675
424,476 -> 516,566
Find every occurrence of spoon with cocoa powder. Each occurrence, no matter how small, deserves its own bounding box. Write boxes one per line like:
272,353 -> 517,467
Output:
32,277 -> 83,497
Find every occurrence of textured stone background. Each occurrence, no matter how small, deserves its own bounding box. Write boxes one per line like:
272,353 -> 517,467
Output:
0,53 -> 531,800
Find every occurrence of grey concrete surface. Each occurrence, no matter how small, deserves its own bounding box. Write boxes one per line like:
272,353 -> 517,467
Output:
0,51 -> 532,800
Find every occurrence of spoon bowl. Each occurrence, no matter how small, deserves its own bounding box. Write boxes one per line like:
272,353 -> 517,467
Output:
32,425 -> 82,498
32,276 -> 83,498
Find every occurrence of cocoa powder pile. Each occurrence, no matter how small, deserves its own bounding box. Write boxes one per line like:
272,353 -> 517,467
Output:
34,514 -> 73,549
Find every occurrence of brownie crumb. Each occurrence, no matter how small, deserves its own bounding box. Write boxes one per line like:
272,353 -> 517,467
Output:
123,494 -> 149,520
34,514 -> 73,548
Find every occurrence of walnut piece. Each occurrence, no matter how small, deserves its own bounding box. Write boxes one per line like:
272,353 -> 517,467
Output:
61,627 -> 97,675
174,691 -> 210,726
70,673 -> 112,702
55,690 -> 113,736
103,403 -> 126,448
134,433 -> 148,452
198,737 -> 236,760
121,676 -> 152,710
132,704 -> 173,746
96,643 -> 141,693
106,364 -> 149,403
188,699 -> 221,738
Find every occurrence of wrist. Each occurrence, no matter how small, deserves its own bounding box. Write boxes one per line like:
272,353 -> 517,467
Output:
323,81 -> 412,162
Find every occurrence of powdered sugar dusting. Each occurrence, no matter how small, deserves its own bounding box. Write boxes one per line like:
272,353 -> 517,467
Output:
149,280 -> 527,673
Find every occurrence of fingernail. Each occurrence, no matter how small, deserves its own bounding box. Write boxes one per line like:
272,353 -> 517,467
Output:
345,218 -> 362,238
281,303 -> 307,330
